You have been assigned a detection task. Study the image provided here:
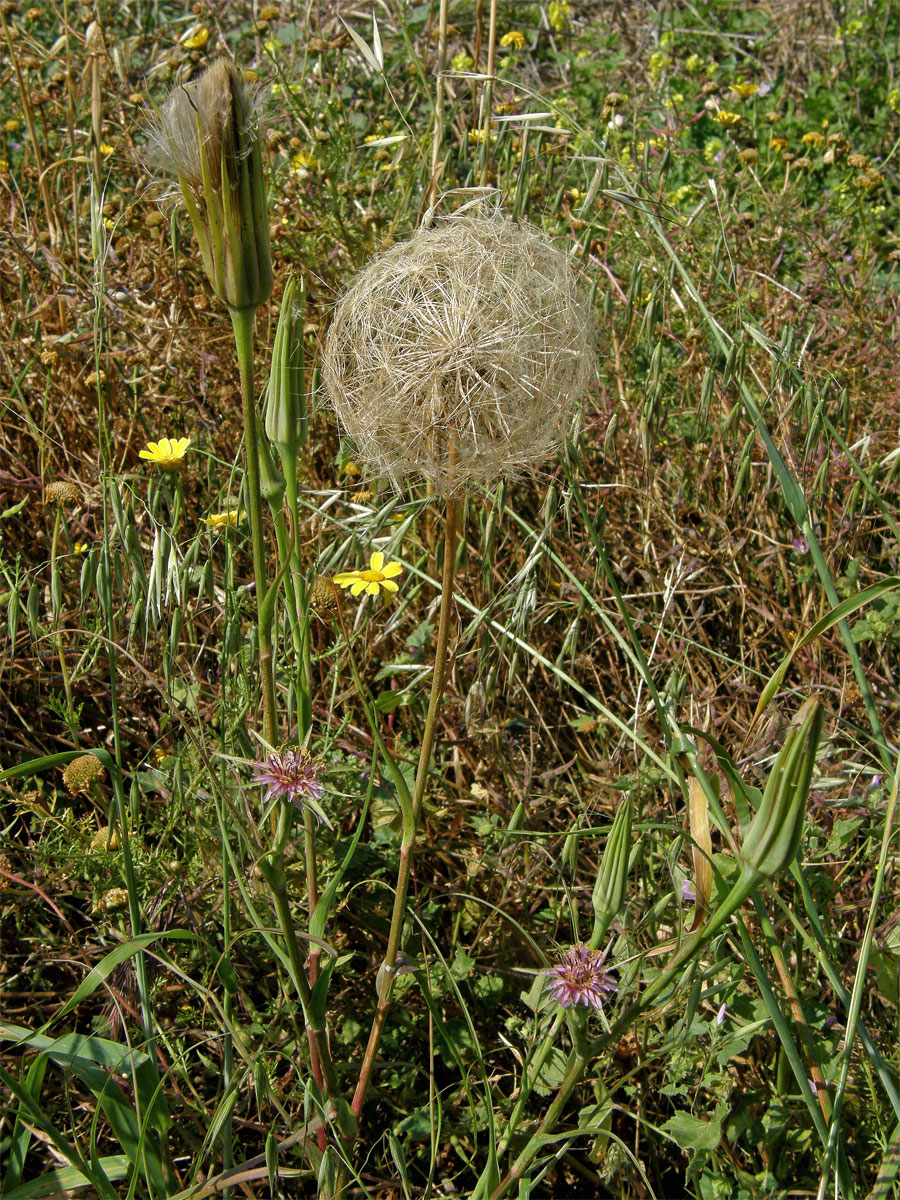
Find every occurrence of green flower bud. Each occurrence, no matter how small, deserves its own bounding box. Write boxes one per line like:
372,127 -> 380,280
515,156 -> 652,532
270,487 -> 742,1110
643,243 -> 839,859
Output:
590,795 -> 633,945
740,697 -> 824,881
256,435 -> 285,508
146,60 -> 272,312
264,274 -> 307,457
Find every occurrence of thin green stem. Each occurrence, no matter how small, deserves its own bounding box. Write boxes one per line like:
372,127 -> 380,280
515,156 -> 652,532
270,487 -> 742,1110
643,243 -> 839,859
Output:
351,495 -> 460,1120
230,306 -> 277,748
263,841 -> 340,1103
49,504 -> 76,719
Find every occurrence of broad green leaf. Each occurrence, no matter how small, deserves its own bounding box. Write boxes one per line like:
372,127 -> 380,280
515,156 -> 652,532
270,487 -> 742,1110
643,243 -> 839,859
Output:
660,1110 -> 723,1152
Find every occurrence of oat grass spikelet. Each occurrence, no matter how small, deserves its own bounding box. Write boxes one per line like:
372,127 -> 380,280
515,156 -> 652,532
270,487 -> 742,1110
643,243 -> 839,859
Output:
322,215 -> 594,495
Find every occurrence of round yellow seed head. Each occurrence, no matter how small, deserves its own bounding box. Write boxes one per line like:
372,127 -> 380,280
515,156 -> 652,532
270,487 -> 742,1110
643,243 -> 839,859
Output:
63,754 -> 106,797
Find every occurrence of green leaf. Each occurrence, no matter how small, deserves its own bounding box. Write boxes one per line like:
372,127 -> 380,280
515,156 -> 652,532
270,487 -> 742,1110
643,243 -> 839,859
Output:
660,1110 -> 722,1152
751,578 -> 899,727
4,1156 -> 130,1200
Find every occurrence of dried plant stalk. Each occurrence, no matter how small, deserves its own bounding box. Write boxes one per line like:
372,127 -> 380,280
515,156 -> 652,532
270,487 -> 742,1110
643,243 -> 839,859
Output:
323,215 -> 594,495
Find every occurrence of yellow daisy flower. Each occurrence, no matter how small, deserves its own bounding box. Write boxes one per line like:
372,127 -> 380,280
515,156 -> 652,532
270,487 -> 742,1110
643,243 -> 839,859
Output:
333,551 -> 403,598
714,110 -> 742,127
139,436 -> 191,468
202,508 -> 245,527
182,25 -> 210,49
500,31 -> 526,50
730,81 -> 759,99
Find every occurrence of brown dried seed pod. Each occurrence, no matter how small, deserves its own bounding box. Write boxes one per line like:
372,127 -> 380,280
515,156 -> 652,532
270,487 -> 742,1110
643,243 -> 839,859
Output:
44,480 -> 83,506
310,574 -> 340,612
322,215 -> 594,496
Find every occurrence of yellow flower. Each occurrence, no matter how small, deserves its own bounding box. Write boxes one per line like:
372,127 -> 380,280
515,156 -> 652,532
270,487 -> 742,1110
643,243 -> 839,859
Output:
801,130 -> 824,147
648,50 -> 669,84
500,31 -> 526,50
182,25 -> 210,49
684,53 -> 703,75
289,149 -> 318,175
202,508 -> 245,527
99,142 -> 114,157
5,119 -> 20,133
139,436 -> 191,468
714,110 -> 742,127
770,136 -> 788,153
333,551 -> 403,598
451,51 -> 474,72
548,0 -> 571,32
730,81 -> 758,99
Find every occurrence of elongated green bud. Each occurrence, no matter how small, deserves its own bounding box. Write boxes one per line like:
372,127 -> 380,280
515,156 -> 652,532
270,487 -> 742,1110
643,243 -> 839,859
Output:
146,60 -> 272,312
265,274 -> 307,457
590,796 -> 633,946
257,434 -> 285,508
740,697 -> 824,881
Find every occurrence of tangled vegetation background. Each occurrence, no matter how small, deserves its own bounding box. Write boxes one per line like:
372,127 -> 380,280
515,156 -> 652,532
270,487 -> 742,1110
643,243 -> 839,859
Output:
1,0 -> 899,1196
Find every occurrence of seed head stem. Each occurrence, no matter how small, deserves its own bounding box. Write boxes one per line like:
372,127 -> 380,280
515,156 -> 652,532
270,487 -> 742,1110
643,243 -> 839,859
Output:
351,493 -> 460,1120
230,307 -> 277,751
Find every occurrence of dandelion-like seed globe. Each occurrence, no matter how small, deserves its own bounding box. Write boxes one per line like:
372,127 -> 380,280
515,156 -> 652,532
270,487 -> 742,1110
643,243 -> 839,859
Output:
322,215 -> 594,496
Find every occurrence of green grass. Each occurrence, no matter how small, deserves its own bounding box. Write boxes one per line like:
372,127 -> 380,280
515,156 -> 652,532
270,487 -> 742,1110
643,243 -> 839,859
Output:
1,1 -> 899,1196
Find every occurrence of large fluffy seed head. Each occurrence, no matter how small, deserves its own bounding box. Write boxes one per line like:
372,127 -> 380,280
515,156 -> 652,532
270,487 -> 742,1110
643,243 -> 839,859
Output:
322,216 -> 594,495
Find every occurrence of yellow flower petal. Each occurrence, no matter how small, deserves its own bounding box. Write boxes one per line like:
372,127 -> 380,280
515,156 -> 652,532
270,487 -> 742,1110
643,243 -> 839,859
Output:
366,581 -> 380,595
380,579 -> 399,593
381,561 -> 403,578
370,551 -> 385,572
351,580 -> 368,596
333,572 -> 358,587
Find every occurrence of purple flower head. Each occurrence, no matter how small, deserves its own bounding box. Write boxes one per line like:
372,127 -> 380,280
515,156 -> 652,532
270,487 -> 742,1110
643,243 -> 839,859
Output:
792,535 -> 809,554
681,879 -> 696,902
252,747 -> 326,811
546,944 -> 617,1011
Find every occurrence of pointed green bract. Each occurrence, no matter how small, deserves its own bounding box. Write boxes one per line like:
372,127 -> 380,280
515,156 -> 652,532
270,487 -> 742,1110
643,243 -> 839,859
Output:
590,795 -> 633,946
265,274 -> 307,458
740,696 -> 824,881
